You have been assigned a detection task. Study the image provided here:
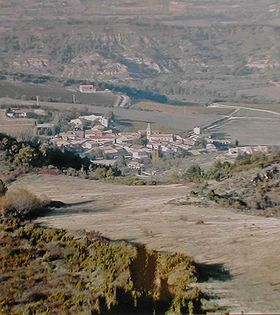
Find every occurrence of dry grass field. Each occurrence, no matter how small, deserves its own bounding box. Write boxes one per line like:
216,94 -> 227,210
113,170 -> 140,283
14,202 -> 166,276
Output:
0,109 -> 35,137
11,174 -> 280,312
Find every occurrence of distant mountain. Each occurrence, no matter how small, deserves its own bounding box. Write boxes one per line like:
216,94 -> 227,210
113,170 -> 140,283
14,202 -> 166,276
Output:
1,0 -> 280,103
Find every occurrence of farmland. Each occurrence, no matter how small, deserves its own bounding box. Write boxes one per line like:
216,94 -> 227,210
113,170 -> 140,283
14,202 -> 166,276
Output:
206,104 -> 280,145
11,173 -> 280,312
1,93 -> 280,145
0,81 -> 120,107
0,109 -> 35,137
0,96 -> 231,132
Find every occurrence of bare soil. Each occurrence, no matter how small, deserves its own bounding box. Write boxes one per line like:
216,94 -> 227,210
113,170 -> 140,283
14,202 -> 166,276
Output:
11,174 -> 280,312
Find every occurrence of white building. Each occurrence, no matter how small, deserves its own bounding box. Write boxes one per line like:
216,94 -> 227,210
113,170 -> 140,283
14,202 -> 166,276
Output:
193,127 -> 201,135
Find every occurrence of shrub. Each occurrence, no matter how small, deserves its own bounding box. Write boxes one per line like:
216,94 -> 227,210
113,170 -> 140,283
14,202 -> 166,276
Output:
1,188 -> 48,219
207,161 -> 232,181
184,165 -> 204,182
14,146 -> 38,166
0,179 -> 7,196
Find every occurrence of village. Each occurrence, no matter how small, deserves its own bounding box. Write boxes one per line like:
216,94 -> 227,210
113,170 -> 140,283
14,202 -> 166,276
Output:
45,111 -> 269,173
2,102 -> 270,176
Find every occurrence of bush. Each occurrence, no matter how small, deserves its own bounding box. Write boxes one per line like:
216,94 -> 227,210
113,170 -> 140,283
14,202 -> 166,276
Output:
14,146 -> 39,166
1,188 -> 48,219
0,179 -> 7,196
184,165 -> 204,182
207,161 -> 232,181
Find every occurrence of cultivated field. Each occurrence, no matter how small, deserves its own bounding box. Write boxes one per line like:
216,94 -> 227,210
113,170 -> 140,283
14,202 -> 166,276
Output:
11,174 -> 280,312
0,109 -> 35,137
206,106 -> 280,145
0,97 -> 231,132
0,81 -> 120,107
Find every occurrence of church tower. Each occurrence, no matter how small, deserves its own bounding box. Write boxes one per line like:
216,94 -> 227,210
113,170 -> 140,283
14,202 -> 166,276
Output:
146,123 -> 151,139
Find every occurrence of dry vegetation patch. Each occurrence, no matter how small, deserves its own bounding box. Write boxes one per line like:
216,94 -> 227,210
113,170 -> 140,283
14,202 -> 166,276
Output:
0,219 -> 203,315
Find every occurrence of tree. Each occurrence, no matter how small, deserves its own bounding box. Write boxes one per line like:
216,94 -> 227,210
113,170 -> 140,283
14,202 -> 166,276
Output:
0,179 -> 7,196
184,164 -> 204,182
207,161 -> 232,181
14,146 -> 38,166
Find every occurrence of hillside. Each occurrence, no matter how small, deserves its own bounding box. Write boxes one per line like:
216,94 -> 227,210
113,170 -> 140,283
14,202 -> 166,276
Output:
10,173 -> 280,312
0,219 -> 203,314
1,0 -> 280,103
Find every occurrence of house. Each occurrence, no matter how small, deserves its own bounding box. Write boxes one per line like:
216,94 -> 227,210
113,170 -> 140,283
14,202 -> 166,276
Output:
173,143 -> 191,152
149,133 -> 174,143
6,108 -> 28,118
206,143 -> 218,152
124,145 -> 150,160
85,129 -> 103,138
193,127 -> 201,135
69,139 -> 87,149
6,112 -> 15,118
73,130 -> 85,138
100,116 -> 110,128
228,147 -> 253,156
99,146 -> 119,159
116,132 -> 141,144
228,146 -> 269,156
59,131 -> 77,141
70,118 -> 83,128
36,123 -> 55,132
128,161 -> 144,170
80,114 -> 102,122
79,84 -> 96,93
82,141 -> 98,150
133,151 -> 150,159
84,133 -> 116,144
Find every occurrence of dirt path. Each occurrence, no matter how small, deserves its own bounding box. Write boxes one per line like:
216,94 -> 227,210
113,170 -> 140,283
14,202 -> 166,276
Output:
12,174 -> 280,312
